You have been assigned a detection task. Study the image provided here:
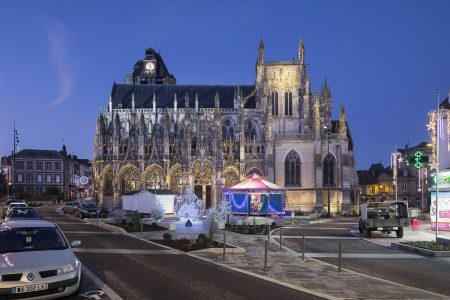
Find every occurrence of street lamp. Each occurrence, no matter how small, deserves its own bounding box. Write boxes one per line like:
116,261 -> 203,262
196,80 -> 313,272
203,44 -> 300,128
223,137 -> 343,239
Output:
324,125 -> 331,218
391,151 -> 402,202
12,122 -> 19,199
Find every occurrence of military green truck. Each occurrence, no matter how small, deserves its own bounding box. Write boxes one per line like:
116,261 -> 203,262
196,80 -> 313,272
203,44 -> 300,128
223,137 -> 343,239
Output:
359,201 -> 409,238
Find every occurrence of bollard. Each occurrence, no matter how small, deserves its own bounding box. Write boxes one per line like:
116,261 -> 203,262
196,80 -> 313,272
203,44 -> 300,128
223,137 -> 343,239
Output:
223,232 -> 226,260
279,228 -> 282,251
302,234 -> 305,261
140,219 -> 143,236
96,210 -> 99,224
338,240 -> 342,273
264,239 -> 268,271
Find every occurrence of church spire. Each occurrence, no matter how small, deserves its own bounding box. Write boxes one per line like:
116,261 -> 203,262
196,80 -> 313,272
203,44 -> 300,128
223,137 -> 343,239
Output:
313,91 -> 320,139
173,93 -> 178,110
339,103 -> 347,137
152,93 -> 156,112
298,38 -> 305,65
257,38 -> 264,65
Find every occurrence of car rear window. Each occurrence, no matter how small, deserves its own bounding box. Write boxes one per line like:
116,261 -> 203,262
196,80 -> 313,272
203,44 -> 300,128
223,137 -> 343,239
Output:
0,227 -> 68,254
82,204 -> 97,209
10,203 -> 27,208
9,209 -> 39,219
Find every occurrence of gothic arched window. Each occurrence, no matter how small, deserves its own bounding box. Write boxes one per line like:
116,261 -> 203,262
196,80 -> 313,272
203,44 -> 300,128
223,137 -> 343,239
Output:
285,91 -> 293,116
323,154 -> 335,185
222,118 -> 235,140
244,119 -> 257,141
271,91 -> 278,116
285,150 -> 301,186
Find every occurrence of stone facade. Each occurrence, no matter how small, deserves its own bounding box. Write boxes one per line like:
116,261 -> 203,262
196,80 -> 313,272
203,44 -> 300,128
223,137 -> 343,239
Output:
93,40 -> 359,214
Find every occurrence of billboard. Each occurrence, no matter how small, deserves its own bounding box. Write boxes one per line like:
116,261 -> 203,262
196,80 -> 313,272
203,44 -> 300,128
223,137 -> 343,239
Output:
430,191 -> 450,231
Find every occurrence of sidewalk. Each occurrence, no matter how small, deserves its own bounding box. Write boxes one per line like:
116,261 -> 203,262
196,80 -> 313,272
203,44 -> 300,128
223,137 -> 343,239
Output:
130,221 -> 449,300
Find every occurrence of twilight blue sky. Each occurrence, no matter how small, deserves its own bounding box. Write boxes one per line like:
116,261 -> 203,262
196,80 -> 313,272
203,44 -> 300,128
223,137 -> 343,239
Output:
0,0 -> 449,169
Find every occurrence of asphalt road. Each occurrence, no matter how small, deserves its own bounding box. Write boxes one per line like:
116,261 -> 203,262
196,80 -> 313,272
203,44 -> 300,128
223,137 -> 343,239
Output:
277,218 -> 450,296
38,206 -> 323,300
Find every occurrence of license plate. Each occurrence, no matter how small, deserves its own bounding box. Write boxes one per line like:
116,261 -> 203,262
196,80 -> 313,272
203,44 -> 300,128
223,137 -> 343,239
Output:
12,283 -> 48,294
393,227 -> 398,230
377,227 -> 383,230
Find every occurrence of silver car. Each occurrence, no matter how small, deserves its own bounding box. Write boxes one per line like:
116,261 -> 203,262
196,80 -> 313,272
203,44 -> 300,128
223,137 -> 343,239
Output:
0,220 -> 82,299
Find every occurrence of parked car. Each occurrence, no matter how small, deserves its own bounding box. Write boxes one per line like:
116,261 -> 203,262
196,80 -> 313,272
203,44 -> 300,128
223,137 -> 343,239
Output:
62,201 -> 78,214
75,203 -> 99,219
359,201 -> 409,238
5,207 -> 40,222
0,219 -> 82,299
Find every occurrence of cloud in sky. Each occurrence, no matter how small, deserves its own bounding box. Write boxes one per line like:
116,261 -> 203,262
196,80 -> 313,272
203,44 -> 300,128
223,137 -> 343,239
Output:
39,17 -> 74,108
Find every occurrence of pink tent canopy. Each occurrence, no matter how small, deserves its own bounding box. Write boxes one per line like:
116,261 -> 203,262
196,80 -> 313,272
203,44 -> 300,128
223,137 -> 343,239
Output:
226,173 -> 284,191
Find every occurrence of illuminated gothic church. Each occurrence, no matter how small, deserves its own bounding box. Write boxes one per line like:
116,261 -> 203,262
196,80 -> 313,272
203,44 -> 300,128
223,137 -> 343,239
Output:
93,40 -> 359,214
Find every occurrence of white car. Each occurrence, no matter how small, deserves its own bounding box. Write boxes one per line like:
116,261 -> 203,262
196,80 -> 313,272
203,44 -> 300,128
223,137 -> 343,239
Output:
0,220 -> 82,299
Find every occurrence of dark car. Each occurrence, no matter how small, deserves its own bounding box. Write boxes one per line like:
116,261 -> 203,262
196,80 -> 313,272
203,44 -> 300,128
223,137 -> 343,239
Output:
5,207 -> 40,222
75,203 -> 99,219
2,199 -> 26,217
62,201 -> 78,214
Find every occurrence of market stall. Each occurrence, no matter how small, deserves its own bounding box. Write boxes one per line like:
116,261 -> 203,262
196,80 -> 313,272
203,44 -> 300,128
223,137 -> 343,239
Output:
223,173 -> 285,215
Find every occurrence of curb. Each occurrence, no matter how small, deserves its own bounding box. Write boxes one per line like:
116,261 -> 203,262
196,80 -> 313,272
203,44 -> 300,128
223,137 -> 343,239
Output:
191,243 -> 246,254
391,242 -> 450,258
84,219 -> 128,234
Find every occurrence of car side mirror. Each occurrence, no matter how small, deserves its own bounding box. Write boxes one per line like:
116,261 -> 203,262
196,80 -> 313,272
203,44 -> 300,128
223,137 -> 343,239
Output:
71,240 -> 81,247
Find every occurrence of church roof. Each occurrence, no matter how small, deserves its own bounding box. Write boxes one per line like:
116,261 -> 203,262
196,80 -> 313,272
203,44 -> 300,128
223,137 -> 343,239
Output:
439,97 -> 450,109
110,83 -> 256,109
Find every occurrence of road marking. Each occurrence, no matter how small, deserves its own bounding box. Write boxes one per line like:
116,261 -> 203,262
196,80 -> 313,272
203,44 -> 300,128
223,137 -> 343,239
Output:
278,236 -> 359,239
52,222 -> 95,225
74,248 -> 180,255
305,253 -> 420,258
281,227 -> 350,230
121,234 -> 339,300
64,231 -> 119,234
82,265 -> 123,300
271,229 -> 450,299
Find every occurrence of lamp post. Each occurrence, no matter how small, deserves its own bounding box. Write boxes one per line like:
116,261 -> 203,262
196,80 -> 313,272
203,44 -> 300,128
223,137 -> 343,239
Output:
12,122 -> 19,199
391,151 -> 402,202
324,125 -> 331,218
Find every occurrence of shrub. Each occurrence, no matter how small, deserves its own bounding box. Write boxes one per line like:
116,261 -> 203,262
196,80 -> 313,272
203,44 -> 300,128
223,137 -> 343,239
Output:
163,233 -> 172,241
271,222 -> 277,227
197,233 -> 212,246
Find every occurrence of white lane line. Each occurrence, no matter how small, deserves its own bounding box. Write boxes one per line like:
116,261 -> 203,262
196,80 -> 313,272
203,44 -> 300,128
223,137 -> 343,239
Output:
281,227 -> 350,230
74,248 -> 180,255
52,222 -> 95,225
82,264 -> 123,300
64,231 -> 119,234
306,253 -> 420,258
278,236 -> 359,239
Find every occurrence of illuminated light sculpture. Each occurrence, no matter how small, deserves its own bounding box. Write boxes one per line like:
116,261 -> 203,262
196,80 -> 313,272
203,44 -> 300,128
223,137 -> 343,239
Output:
223,173 -> 285,215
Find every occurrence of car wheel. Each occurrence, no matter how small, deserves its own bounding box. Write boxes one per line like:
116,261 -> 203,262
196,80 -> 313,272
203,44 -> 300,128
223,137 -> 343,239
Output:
63,209 -> 66,214
365,228 -> 372,238
396,227 -> 404,238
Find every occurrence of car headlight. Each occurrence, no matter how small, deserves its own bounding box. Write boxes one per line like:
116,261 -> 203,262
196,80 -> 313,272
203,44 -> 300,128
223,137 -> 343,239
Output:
57,260 -> 80,275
